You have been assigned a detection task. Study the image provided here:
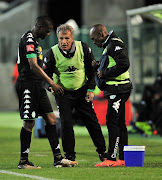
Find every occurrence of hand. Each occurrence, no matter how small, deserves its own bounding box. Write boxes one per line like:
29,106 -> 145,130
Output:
92,60 -> 99,67
97,70 -> 103,79
50,83 -> 64,96
85,91 -> 94,102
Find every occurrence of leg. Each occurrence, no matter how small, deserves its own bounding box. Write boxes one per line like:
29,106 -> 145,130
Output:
40,90 -> 78,167
16,82 -> 44,169
118,106 -> 128,160
18,120 -> 41,169
106,94 -> 122,161
42,113 -> 78,167
42,113 -> 61,157
38,86 -> 62,157
118,92 -> 130,160
75,97 -> 106,156
95,92 -> 131,168
20,120 -> 35,159
55,95 -> 76,159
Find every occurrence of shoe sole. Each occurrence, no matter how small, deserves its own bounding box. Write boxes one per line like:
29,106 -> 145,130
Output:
63,163 -> 78,167
54,164 -> 76,168
54,165 -> 64,168
55,163 -> 78,168
54,159 -> 78,168
95,160 -> 116,167
95,164 -> 116,167
61,159 -> 78,166
18,165 -> 41,169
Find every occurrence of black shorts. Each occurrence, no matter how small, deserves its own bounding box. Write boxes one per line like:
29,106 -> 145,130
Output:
16,81 -> 53,120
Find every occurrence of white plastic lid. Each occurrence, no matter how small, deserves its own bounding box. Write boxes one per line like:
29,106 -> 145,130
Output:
124,146 -> 145,151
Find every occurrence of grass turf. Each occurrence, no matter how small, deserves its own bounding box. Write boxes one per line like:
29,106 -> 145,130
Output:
0,112 -> 162,180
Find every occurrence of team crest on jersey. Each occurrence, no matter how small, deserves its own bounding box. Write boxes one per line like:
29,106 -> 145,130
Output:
110,95 -> 116,99
36,46 -> 43,60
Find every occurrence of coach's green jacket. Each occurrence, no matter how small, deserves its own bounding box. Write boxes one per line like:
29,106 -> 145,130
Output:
44,41 -> 96,91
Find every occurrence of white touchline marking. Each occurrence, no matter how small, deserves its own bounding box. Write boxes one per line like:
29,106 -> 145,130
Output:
33,154 -> 48,157
0,170 -> 56,180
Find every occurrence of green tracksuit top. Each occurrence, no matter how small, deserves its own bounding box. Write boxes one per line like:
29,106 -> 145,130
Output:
51,41 -> 86,90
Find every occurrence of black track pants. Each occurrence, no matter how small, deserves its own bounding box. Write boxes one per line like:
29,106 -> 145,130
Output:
106,91 -> 131,161
55,86 -> 106,158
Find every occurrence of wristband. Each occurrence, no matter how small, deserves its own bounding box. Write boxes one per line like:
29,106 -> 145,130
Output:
87,89 -> 94,93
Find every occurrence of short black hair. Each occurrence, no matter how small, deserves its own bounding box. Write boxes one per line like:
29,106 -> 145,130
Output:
35,16 -> 53,27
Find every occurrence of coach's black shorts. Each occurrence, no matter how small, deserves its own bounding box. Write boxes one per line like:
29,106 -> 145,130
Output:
16,81 -> 53,120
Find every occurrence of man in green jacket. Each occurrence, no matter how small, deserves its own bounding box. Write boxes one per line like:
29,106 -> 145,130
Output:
90,24 -> 132,167
44,24 -> 107,164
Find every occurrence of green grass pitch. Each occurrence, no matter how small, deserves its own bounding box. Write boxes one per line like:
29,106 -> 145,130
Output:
0,112 -> 162,180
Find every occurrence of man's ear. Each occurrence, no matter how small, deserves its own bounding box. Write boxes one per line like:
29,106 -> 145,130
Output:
98,32 -> 102,37
37,24 -> 43,30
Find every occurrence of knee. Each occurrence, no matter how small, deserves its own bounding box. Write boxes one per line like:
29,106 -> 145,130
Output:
23,120 -> 35,132
106,118 -> 117,129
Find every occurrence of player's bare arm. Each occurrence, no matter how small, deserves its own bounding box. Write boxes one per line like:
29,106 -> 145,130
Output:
28,57 -> 64,95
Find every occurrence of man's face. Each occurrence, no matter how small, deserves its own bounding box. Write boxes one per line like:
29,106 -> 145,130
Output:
90,29 -> 103,48
58,30 -> 74,51
38,25 -> 53,40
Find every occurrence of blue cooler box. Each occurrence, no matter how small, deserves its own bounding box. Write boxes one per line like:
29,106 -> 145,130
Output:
124,146 -> 145,167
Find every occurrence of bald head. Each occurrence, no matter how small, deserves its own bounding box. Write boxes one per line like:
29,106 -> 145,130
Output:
90,24 -> 107,35
89,24 -> 108,48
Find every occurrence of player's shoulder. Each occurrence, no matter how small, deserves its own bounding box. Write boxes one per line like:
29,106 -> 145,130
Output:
21,31 -> 36,44
80,41 -> 88,47
80,41 -> 92,54
108,37 -> 126,53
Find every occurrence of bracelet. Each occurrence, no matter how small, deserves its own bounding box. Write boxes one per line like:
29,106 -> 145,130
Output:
87,89 -> 94,92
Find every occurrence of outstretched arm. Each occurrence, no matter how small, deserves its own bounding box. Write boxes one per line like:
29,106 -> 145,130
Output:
28,57 -> 64,95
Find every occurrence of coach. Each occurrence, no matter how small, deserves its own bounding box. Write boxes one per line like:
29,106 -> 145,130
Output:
44,24 -> 107,163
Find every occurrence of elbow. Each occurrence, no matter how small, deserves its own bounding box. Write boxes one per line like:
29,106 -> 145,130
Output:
121,65 -> 129,74
30,65 -> 35,71
30,63 -> 38,72
125,63 -> 130,71
122,61 -> 130,72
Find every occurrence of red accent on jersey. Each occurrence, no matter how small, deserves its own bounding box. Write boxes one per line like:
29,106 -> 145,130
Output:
26,44 -> 35,52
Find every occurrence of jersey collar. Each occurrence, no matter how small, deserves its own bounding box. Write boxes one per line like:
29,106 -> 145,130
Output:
102,30 -> 115,49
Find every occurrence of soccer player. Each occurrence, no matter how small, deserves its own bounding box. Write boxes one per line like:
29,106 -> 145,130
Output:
16,16 -> 77,169
44,24 -> 107,163
89,24 -> 132,167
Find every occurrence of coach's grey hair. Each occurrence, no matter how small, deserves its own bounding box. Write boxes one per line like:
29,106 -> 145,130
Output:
56,24 -> 74,37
